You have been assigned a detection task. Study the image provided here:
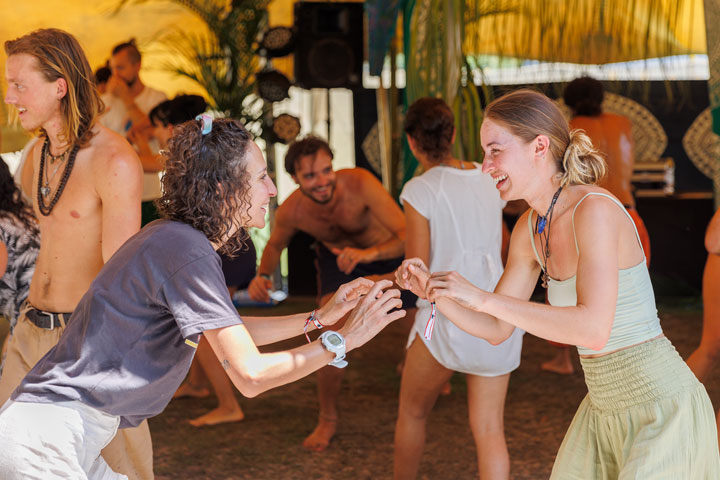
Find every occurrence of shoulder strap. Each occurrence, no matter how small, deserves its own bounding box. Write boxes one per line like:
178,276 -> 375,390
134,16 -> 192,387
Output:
527,212 -> 544,266
570,192 -> 645,256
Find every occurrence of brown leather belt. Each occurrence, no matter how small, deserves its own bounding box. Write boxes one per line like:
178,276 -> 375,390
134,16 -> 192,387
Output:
25,308 -> 72,330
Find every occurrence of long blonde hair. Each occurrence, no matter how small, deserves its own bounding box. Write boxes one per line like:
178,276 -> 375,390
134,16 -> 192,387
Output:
5,29 -> 103,147
485,89 -> 606,186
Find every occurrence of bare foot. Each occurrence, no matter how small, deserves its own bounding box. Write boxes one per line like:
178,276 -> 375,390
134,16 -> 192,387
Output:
188,406 -> 245,427
302,415 -> 337,452
173,383 -> 211,399
541,349 -> 574,375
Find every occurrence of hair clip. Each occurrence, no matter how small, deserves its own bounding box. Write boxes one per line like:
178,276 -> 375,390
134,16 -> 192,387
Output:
196,114 -> 212,135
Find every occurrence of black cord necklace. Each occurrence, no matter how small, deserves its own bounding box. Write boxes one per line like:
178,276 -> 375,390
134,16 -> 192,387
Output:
37,137 -> 79,216
535,185 -> 563,288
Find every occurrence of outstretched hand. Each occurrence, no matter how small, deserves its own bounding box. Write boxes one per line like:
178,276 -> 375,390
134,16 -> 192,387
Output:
317,277 -> 374,326
339,279 -> 406,352
395,258 -> 430,300
425,271 -> 486,311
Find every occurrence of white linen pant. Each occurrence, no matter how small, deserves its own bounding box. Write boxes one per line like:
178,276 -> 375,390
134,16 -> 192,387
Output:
0,400 -> 128,479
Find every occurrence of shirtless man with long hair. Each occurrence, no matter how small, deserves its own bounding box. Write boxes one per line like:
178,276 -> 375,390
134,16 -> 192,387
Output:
1,29 -> 151,479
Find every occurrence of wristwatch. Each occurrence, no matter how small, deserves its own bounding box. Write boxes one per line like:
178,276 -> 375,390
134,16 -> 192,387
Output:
319,331 -> 348,368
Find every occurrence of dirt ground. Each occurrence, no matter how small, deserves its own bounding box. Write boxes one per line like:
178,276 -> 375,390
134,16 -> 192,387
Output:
149,296 -> 720,480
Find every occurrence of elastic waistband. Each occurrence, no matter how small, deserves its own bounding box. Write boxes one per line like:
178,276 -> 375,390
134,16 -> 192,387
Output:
580,337 -> 698,412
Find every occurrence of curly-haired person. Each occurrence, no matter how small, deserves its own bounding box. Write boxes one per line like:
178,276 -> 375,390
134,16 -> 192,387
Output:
0,116 -> 405,479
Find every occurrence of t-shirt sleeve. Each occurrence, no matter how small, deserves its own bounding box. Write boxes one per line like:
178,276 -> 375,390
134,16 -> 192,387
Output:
399,176 -> 434,219
158,253 -> 242,338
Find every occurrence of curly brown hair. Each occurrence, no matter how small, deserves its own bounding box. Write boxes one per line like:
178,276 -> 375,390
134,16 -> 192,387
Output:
156,118 -> 253,256
284,135 -> 333,175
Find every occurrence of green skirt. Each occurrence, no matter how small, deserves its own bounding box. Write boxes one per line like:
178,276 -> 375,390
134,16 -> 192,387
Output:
551,337 -> 720,479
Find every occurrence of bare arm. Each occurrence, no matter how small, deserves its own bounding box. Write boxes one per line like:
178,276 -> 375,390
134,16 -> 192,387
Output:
333,170 -> 406,273
403,202 -> 430,264
127,128 -> 165,172
0,241 -> 7,278
427,197 -> 621,350
204,281 -> 405,397
706,209 -> 720,254
247,201 -> 298,302
360,170 -> 405,261
95,140 -> 143,261
106,76 -> 154,133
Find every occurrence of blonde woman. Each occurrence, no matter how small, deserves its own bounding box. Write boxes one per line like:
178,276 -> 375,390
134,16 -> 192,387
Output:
398,89 -> 720,478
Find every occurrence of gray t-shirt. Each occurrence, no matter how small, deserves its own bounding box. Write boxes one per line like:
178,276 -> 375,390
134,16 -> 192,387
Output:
14,220 -> 242,428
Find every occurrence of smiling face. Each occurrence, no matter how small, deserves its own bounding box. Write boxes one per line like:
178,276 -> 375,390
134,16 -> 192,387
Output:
480,118 -> 538,200
243,141 -> 278,229
4,53 -> 64,132
291,150 -> 337,204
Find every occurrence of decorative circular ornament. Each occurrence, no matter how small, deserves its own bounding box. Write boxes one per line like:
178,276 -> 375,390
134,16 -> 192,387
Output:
682,107 -> 720,179
261,26 -> 295,58
271,113 -> 301,143
256,70 -> 291,103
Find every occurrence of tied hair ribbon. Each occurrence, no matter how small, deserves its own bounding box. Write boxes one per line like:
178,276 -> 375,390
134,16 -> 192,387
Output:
196,114 -> 213,135
423,302 -> 437,340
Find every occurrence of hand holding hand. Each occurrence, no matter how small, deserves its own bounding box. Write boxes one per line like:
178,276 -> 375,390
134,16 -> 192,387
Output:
425,271 -> 486,311
331,246 -> 375,275
317,277 -> 374,326
395,258 -> 430,299
339,280 -> 406,351
248,275 -> 273,303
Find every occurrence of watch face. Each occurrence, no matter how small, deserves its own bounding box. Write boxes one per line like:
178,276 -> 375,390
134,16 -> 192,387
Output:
327,333 -> 342,346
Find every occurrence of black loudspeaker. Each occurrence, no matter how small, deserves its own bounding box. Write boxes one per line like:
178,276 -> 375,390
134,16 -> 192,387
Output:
294,2 -> 364,89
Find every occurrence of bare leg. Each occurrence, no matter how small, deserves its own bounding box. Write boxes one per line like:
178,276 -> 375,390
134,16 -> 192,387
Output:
466,373 -> 511,479
687,254 -> 720,382
188,337 -> 245,426
541,345 -> 574,375
173,359 -> 210,399
393,336 -> 454,480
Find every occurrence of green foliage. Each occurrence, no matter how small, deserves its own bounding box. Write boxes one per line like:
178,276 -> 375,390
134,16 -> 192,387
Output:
116,0 -> 269,134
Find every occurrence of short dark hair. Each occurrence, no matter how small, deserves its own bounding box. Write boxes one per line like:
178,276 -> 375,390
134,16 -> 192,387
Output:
94,64 -> 111,85
284,136 -> 333,175
156,118 -> 253,256
149,95 -> 207,127
111,39 -> 141,64
563,76 -> 604,117
404,97 -> 455,163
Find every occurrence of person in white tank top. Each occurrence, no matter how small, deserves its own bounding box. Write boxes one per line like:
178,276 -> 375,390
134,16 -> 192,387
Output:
396,90 -> 720,478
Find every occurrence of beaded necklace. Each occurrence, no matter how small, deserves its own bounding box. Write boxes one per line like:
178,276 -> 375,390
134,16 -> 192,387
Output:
37,137 -> 79,216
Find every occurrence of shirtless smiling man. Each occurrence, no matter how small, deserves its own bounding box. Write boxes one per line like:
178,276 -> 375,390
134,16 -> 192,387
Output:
1,29 -> 152,479
248,136 -> 412,451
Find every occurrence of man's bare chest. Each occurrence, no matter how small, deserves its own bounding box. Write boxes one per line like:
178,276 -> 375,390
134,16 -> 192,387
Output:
299,202 -> 371,241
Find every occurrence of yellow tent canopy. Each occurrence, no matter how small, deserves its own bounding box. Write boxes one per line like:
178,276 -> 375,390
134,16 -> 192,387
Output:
463,0 -> 706,64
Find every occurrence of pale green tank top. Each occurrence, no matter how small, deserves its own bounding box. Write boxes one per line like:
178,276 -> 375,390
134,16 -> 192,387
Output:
528,192 -> 663,355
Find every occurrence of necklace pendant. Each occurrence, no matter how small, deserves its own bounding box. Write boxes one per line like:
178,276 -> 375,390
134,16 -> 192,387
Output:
41,185 -> 51,198
537,217 -> 547,234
